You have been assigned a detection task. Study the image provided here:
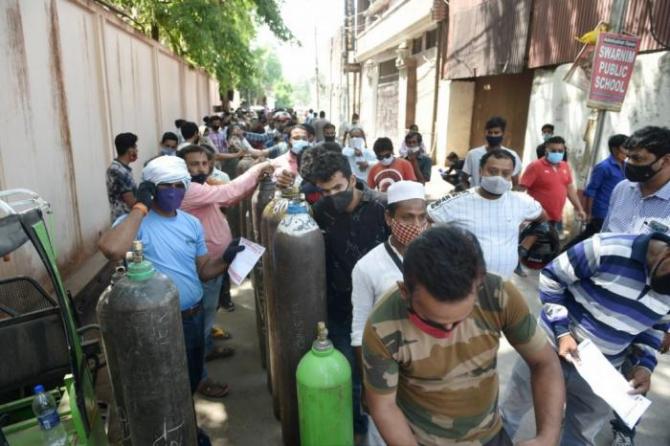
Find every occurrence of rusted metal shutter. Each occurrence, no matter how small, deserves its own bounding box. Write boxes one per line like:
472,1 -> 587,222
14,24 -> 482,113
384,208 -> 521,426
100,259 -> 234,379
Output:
528,0 -> 666,69
444,0 -> 532,79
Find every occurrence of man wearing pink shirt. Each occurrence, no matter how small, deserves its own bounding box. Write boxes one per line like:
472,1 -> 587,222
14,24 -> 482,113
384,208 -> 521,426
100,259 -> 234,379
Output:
271,125 -> 310,182
179,144 -> 272,398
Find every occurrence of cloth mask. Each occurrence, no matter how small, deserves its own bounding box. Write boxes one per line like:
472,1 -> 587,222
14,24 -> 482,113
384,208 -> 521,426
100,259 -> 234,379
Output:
391,219 -> 428,247
191,173 -> 208,184
326,188 -> 354,213
156,187 -> 185,213
291,140 -> 310,155
480,175 -> 512,195
547,152 -> 564,164
324,136 -> 336,142
350,137 -> 365,150
380,156 -> 394,167
485,135 -> 503,147
625,159 -> 660,183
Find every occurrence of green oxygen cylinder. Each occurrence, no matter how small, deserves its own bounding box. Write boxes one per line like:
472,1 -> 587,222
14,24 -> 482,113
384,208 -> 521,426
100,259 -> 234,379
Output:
296,322 -> 353,446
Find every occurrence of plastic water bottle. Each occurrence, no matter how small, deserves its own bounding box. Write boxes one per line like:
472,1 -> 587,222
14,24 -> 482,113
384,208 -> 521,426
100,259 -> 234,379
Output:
31,385 -> 67,445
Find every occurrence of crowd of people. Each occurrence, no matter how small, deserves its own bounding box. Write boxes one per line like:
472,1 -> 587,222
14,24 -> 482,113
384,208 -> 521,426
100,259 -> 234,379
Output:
100,105 -> 670,446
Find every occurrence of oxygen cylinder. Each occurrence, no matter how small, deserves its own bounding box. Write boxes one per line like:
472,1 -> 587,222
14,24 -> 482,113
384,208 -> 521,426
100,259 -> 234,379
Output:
297,322 -> 353,446
261,186 -> 300,418
236,155 -> 256,239
271,201 -> 327,446
250,175 -> 276,369
97,241 -> 197,445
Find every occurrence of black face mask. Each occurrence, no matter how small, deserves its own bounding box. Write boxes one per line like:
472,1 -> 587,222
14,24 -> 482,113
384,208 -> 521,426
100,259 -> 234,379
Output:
651,256 -> 670,294
324,136 -> 336,142
625,158 -> 660,183
191,173 -> 208,184
325,186 -> 354,213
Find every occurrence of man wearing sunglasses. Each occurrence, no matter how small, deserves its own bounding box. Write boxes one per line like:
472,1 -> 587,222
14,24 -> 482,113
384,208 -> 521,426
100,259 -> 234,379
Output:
362,225 -> 564,446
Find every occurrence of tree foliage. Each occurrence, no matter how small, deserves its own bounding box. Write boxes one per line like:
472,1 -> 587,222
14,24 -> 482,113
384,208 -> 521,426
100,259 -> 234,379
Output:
106,0 -> 294,91
238,47 -> 284,104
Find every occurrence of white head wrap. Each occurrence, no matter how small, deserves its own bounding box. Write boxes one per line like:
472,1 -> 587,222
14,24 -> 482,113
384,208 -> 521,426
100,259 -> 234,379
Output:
142,155 -> 191,189
387,181 -> 425,204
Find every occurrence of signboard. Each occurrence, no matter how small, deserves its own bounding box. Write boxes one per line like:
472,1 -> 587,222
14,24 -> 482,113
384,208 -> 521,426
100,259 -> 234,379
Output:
343,63 -> 361,73
344,0 -> 355,51
587,32 -> 641,112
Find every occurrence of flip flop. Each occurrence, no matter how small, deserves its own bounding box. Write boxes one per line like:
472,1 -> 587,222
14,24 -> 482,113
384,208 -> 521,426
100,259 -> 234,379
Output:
197,378 -> 230,398
205,346 -> 235,362
211,327 -> 232,340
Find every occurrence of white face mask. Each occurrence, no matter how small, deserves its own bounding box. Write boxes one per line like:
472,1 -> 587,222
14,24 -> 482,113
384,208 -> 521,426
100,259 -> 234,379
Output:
480,175 -> 512,195
342,147 -> 355,157
351,137 -> 365,150
380,156 -> 394,166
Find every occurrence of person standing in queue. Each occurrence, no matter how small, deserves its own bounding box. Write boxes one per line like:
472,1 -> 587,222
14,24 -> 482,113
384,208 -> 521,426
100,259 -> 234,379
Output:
97,155 -> 245,444
362,225 -> 564,446
350,180 -> 428,446
309,151 -> 389,443
367,137 -> 416,192
106,132 -> 139,223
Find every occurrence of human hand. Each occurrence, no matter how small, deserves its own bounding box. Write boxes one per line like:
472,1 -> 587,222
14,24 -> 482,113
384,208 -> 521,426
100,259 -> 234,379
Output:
557,335 -> 580,363
627,367 -> 651,395
575,209 -> 587,221
136,181 -> 156,208
276,170 -> 295,189
356,161 -> 369,169
257,161 -> 274,179
223,238 -> 245,264
660,332 -> 670,354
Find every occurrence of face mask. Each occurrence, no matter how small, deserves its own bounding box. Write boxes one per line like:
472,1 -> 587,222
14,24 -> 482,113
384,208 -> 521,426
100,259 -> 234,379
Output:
326,186 -> 354,213
650,256 -> 670,294
342,147 -> 355,157
391,219 -> 428,246
380,156 -> 394,167
351,137 -> 365,150
156,187 -> 185,212
191,173 -> 208,184
324,136 -> 336,142
624,159 -> 660,183
290,140 -> 310,155
407,301 -> 459,339
480,175 -> 512,195
409,146 -> 420,154
542,133 -> 552,142
163,147 -> 176,154
486,135 -> 503,147
547,152 -> 564,164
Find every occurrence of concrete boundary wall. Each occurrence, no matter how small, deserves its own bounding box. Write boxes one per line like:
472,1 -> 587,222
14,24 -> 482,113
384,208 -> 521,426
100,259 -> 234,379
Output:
0,0 -> 219,282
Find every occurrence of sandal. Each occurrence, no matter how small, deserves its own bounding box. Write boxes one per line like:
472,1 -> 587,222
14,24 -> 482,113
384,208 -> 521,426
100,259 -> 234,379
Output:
197,378 -> 230,398
211,327 -> 232,340
205,346 -> 235,362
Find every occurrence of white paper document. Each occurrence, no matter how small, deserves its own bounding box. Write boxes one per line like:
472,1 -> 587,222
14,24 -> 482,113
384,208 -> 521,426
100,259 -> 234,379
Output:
572,339 -> 651,429
228,238 -> 265,286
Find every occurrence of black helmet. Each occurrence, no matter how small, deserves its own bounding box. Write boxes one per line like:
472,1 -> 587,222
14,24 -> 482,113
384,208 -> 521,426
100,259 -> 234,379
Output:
519,222 -> 560,269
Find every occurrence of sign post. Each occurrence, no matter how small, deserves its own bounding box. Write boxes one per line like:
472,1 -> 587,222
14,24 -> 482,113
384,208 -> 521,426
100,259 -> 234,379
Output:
587,33 -> 641,111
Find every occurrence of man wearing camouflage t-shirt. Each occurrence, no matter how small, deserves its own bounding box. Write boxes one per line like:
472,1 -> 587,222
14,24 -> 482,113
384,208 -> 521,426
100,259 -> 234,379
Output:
362,225 -> 564,446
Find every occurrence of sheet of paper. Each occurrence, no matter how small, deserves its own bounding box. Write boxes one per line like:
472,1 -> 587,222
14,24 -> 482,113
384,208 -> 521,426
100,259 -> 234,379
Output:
572,339 -> 651,429
228,238 -> 265,286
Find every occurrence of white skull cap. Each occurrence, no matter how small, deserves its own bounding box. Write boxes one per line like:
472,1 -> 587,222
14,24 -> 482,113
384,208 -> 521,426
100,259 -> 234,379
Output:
387,181 -> 425,204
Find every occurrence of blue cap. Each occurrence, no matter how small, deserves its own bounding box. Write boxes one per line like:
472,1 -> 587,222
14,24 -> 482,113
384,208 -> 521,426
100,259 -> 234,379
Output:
34,384 -> 45,394
287,202 -> 306,214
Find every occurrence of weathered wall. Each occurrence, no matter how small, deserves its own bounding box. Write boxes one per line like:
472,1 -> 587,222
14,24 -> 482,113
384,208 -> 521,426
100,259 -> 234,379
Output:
414,47 -> 437,150
0,0 -> 218,283
523,51 -> 670,186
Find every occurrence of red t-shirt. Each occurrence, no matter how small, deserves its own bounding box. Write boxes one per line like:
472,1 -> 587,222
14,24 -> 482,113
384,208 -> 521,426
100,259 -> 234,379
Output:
367,158 -> 417,192
520,158 -> 573,221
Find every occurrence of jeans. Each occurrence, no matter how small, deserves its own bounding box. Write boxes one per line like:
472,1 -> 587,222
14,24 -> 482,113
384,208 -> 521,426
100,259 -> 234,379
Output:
501,358 -> 610,446
181,304 -> 206,394
202,276 -> 223,355
328,316 -> 369,436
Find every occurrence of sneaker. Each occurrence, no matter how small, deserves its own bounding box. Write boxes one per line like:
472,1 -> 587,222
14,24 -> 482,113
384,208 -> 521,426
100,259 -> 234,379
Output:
611,429 -> 634,446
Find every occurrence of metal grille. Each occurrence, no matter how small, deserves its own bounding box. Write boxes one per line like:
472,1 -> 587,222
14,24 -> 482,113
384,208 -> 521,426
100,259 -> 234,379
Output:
0,277 -> 56,318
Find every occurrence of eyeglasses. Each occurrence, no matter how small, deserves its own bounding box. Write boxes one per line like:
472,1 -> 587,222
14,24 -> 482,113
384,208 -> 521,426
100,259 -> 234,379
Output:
376,154 -> 393,161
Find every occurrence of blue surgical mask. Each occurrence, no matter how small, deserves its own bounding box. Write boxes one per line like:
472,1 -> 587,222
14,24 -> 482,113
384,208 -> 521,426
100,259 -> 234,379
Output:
547,152 -> 564,164
290,140 -> 310,155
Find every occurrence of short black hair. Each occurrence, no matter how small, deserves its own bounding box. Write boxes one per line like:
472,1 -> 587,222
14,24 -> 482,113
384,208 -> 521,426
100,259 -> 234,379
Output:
324,123 -> 336,132
485,116 -> 506,131
446,152 -> 459,161
114,132 -> 138,156
405,131 -> 422,144
403,225 -> 486,302
373,137 -> 394,154
209,114 -> 221,122
625,126 -> 670,158
309,151 -> 352,183
608,134 -> 628,154
480,148 -> 516,169
541,123 -> 554,133
177,144 -> 210,160
180,121 -> 199,140
174,119 -> 185,128
546,135 -> 566,146
300,143 -> 341,180
161,132 -> 179,144
319,111 -> 326,118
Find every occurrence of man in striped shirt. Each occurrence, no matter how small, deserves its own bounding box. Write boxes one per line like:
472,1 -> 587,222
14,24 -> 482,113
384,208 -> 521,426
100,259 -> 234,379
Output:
501,232 -> 670,446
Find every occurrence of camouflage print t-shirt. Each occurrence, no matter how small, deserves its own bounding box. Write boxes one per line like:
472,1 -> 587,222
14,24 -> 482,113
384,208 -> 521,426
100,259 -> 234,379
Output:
362,274 -> 546,446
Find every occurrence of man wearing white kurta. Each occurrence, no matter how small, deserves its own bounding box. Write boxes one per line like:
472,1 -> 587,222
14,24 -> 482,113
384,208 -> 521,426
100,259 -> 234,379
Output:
351,181 -> 428,446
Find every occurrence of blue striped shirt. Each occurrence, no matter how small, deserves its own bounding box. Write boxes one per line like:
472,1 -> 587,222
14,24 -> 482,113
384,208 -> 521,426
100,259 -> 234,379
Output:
602,179 -> 670,234
539,233 -> 670,371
